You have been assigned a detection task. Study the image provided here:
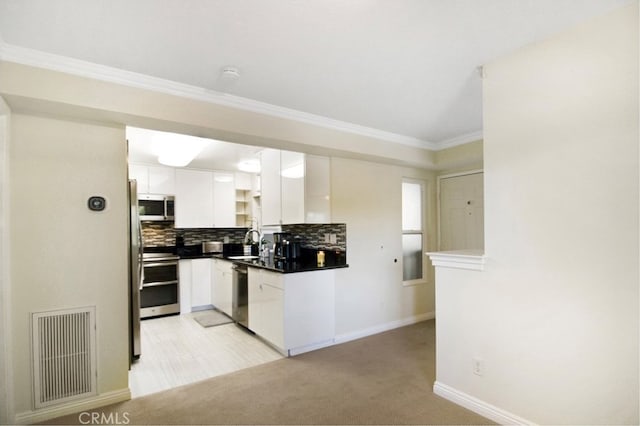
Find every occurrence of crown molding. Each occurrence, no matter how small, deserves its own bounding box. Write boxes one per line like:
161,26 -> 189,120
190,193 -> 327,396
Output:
435,130 -> 484,150
0,41 -> 441,150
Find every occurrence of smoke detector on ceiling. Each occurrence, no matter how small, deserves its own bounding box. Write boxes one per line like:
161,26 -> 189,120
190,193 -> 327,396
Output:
220,66 -> 240,80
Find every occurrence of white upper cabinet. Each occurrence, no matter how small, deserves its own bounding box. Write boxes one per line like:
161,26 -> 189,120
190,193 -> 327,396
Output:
213,172 -> 236,227
234,172 -> 252,190
129,164 -> 175,194
304,155 -> 330,223
129,164 -> 149,192
148,166 -> 176,194
260,148 -> 282,226
175,169 -> 237,228
175,169 -> 215,228
281,151 -> 305,224
260,150 -> 331,225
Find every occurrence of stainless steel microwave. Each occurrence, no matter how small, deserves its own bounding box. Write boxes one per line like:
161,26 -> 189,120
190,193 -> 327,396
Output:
138,194 -> 175,221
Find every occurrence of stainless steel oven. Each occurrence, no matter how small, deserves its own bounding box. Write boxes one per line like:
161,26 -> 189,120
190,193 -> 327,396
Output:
141,253 -> 180,318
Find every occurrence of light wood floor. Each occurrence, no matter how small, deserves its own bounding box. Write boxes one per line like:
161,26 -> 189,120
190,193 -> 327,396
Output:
129,311 -> 284,398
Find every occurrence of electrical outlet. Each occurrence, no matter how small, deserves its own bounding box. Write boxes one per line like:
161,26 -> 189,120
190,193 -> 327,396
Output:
472,358 -> 484,376
324,233 -> 331,243
330,234 -> 337,244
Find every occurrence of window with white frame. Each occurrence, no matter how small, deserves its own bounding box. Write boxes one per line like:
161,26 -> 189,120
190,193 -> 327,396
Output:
402,179 -> 425,283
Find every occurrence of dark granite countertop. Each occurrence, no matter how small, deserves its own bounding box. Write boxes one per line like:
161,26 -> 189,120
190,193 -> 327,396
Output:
145,244 -> 348,273
213,254 -> 348,274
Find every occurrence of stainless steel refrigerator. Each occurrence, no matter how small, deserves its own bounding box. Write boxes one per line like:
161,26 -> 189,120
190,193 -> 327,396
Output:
129,179 -> 143,362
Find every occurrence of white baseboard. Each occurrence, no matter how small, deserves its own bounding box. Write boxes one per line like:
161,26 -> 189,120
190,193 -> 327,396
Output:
433,381 -> 534,425
334,311 -> 435,345
13,388 -> 131,425
288,338 -> 336,356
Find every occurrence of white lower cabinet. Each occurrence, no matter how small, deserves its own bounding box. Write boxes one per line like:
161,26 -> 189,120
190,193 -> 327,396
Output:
191,258 -> 212,309
212,258 -> 233,317
248,269 -> 285,349
179,258 -> 213,313
248,267 -> 335,355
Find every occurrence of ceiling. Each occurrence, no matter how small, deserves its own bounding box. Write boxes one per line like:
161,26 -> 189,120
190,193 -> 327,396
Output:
0,0 -> 632,152
126,126 -> 264,171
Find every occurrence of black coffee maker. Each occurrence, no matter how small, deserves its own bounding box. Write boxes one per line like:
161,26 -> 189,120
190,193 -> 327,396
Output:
273,232 -> 301,261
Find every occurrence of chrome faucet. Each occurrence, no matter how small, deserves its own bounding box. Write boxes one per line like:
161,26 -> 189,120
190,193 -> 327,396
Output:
244,228 -> 263,255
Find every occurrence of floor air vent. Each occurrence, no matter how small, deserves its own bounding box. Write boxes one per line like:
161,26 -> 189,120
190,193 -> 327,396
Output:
32,307 -> 97,409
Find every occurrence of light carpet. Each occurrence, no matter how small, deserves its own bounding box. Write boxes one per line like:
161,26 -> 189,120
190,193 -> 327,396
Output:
44,320 -> 493,425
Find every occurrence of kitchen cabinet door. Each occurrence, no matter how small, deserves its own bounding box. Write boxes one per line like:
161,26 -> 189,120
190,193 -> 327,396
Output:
175,169 -> 214,228
191,258 -> 212,309
280,150 -> 305,224
147,166 -> 176,194
234,172 -> 252,190
213,172 -> 235,227
248,268 -> 284,350
212,259 -> 233,317
259,271 -> 285,349
260,150 -> 332,225
129,164 -> 176,195
304,155 -> 331,223
129,164 -> 149,193
260,148 -> 281,226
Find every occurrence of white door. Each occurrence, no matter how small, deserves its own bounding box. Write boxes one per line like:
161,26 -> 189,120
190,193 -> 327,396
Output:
439,172 -> 484,251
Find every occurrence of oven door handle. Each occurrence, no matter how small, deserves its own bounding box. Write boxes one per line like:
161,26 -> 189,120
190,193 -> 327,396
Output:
142,280 -> 179,288
143,261 -> 179,268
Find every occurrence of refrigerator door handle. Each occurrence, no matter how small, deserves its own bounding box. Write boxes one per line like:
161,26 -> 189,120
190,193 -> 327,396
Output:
138,224 -> 144,289
136,200 -> 144,289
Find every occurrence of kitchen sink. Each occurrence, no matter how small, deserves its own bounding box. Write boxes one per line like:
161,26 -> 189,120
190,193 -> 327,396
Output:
227,255 -> 260,260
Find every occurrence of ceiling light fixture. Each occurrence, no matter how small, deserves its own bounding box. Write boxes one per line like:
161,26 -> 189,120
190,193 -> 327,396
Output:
155,132 -> 210,167
237,159 -> 261,173
214,174 -> 233,183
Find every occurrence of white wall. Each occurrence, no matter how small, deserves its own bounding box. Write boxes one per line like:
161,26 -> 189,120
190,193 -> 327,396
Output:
434,3 -> 639,424
331,157 -> 437,340
9,114 -> 129,421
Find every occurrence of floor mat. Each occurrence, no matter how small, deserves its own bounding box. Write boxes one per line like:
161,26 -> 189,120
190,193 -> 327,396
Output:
193,309 -> 234,328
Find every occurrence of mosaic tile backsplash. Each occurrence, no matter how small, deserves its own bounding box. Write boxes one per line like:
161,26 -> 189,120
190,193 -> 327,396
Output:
142,222 -> 347,251
282,223 -> 346,251
142,222 -> 248,247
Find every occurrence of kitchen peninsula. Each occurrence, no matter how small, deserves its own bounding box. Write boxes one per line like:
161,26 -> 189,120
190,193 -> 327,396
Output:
144,223 -> 347,356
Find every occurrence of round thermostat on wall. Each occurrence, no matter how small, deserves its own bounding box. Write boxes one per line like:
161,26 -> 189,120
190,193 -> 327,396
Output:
88,196 -> 106,212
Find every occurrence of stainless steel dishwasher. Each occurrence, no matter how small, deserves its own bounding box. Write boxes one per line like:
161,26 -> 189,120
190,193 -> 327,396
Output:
232,263 -> 249,328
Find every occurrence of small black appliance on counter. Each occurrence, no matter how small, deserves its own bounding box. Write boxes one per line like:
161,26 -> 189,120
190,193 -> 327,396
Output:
273,232 -> 301,261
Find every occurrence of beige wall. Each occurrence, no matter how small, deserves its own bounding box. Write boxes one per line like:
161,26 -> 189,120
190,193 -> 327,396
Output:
435,139 -> 483,173
9,114 -> 129,418
331,158 -> 437,339
0,96 -> 12,424
434,4 -> 639,424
